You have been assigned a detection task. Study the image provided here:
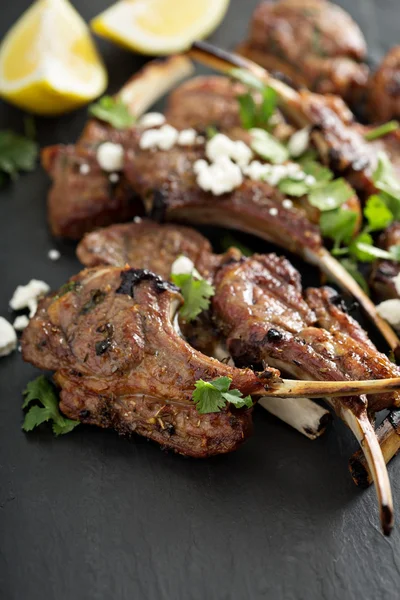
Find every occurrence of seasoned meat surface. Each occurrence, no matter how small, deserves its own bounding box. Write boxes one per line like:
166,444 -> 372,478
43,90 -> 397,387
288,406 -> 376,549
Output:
239,0 -> 369,105
370,222 -> 400,301
212,255 -> 400,413
77,219 -> 219,279
368,46 -> 400,122
21,266 -> 273,457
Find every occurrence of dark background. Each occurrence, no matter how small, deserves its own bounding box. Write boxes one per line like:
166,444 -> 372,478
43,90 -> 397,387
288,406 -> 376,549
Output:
1,1 -> 400,599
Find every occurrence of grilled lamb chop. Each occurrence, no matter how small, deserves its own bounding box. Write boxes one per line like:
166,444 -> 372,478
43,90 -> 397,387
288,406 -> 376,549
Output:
42,55 -> 194,238
21,266 -> 271,458
370,222 -> 400,302
212,254 -> 400,534
238,0 -> 369,106
368,46 -> 400,123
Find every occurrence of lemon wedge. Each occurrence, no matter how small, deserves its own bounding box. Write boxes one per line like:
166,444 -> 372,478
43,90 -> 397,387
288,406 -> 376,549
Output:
0,0 -> 108,115
91,0 -> 230,55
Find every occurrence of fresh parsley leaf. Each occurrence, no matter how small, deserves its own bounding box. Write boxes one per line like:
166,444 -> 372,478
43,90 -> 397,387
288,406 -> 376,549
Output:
349,232 -> 375,262
0,131 -> 38,183
351,242 -> 397,262
230,68 -> 265,91
308,178 -> 354,212
237,93 -> 257,130
364,194 -> 393,232
192,377 -> 253,414
364,120 -> 399,141
319,207 -> 358,246
206,125 -> 218,139
171,273 -> 215,321
278,177 -> 310,197
220,234 -> 253,256
372,152 -> 400,219
250,128 -> 289,164
259,86 -> 277,125
340,258 -> 369,294
89,96 -> 135,129
300,159 -> 333,185
22,376 -> 80,436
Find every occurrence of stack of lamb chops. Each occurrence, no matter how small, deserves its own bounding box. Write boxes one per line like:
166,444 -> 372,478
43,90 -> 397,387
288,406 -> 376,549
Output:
31,48 -> 400,534
22,218 -> 400,534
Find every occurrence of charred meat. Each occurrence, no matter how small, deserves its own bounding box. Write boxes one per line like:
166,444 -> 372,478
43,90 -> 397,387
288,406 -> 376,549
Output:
238,0 -> 369,105
21,266 -> 271,457
368,46 -> 400,123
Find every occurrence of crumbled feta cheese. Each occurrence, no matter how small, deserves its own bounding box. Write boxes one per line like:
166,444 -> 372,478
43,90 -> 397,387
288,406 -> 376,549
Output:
79,163 -> 90,175
109,173 -> 120,183
269,208 -> 278,216
48,249 -> 60,261
193,159 -> 208,175
196,156 -> 243,196
96,142 -> 124,172
304,175 -> 316,186
13,315 -> 29,331
0,317 -> 17,357
288,127 -> 310,158
376,299 -> 400,329
138,112 -> 166,128
393,273 -> 400,296
177,129 -> 197,146
282,199 -> 293,209
244,161 -> 271,182
171,255 -> 202,279
9,279 -> 50,317
133,216 -> 142,223
206,133 -> 253,168
139,124 -> 179,151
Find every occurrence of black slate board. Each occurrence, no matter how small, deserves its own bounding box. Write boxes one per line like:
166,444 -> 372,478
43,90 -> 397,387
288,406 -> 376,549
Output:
1,1 -> 400,599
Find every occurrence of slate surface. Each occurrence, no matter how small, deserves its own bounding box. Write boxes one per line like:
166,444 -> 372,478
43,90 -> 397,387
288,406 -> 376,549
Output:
1,1 -> 400,599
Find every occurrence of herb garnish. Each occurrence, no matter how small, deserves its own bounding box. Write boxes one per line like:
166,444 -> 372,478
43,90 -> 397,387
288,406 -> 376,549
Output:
364,121 -> 399,141
237,87 -> 277,130
250,128 -> 289,164
171,273 -> 215,321
22,376 -> 80,436
89,96 -> 136,129
0,131 -> 38,185
193,376 -> 253,414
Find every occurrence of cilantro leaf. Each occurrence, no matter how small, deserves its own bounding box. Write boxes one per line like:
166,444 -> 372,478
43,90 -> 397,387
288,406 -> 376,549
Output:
319,207 -> 358,246
259,86 -> 277,125
22,376 -> 79,436
308,178 -> 354,212
237,93 -> 257,130
0,131 -> 38,183
353,243 -> 400,262
300,159 -> 333,185
349,232 -> 375,262
278,178 -> 310,197
364,194 -> 393,231
171,273 -> 215,321
192,377 -> 253,414
89,96 -> 135,129
372,152 -> 400,219
364,120 -> 399,141
250,128 -> 289,164
340,259 -> 369,294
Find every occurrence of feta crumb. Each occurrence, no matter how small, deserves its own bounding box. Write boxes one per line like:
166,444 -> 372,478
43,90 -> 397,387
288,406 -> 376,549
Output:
133,216 -> 142,223
376,299 -> 400,329
269,208 -> 279,216
139,124 -> 179,151
206,133 -> 253,168
196,156 -> 243,196
48,249 -> 60,261
138,112 -> 166,128
304,175 -> 316,186
288,127 -> 310,158
193,159 -> 208,175
171,255 -> 202,279
109,173 -> 120,183
0,317 -> 17,357
13,315 -> 29,331
244,161 -> 271,182
282,199 -> 293,209
177,129 -> 197,146
79,163 -> 90,175
393,273 -> 400,296
9,279 -> 50,316
96,142 -> 124,172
